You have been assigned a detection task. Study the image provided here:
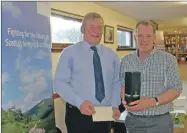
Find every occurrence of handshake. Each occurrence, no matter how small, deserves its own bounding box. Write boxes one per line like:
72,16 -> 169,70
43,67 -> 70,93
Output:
79,100 -> 121,120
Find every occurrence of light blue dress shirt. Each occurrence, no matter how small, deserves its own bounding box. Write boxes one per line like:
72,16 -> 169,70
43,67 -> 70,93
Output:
54,41 -> 121,109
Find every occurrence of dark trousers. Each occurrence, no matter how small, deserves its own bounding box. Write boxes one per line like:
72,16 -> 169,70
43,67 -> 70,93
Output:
112,121 -> 127,133
65,103 -> 111,133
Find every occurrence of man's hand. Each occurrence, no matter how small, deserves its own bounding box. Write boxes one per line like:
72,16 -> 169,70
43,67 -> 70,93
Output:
112,107 -> 120,120
122,97 -> 156,112
80,100 -> 95,116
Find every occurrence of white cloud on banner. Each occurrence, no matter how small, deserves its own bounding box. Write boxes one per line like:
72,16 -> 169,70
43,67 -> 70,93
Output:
2,2 -> 21,17
35,50 -> 49,60
3,52 -> 52,112
2,72 -> 9,85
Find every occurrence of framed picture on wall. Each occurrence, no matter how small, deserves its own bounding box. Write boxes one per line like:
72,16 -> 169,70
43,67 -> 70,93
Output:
104,25 -> 114,44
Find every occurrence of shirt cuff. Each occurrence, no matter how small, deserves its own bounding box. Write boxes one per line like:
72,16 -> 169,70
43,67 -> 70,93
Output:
74,97 -> 84,110
169,83 -> 182,92
112,100 -> 120,108
112,104 -> 118,108
121,83 -> 125,89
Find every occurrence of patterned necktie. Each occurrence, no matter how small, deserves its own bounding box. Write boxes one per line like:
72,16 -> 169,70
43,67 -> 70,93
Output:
90,46 -> 105,102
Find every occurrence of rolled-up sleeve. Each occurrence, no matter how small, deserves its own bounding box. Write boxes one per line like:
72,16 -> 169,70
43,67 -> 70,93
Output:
166,55 -> 182,92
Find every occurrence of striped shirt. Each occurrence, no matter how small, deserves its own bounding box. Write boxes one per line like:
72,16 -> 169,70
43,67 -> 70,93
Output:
120,48 -> 182,116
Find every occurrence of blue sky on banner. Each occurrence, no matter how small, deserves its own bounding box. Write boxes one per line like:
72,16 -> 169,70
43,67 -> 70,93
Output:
2,2 -> 53,112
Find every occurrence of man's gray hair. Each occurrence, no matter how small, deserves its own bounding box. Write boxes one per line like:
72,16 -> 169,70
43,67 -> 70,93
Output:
135,20 -> 156,34
81,12 -> 104,33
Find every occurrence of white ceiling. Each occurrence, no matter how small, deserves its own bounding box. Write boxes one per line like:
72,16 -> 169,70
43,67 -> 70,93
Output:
95,2 -> 187,29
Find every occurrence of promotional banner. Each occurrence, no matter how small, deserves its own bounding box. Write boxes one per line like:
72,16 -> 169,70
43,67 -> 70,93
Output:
2,2 -> 56,133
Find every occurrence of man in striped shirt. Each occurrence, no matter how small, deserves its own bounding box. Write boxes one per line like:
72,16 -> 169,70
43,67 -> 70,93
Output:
121,20 -> 182,133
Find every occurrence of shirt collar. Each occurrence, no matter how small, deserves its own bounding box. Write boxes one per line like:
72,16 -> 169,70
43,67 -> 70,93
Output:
82,40 -> 102,53
135,46 -> 156,57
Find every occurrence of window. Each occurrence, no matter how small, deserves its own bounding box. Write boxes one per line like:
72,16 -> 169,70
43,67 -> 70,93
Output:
117,26 -> 136,50
50,12 -> 83,52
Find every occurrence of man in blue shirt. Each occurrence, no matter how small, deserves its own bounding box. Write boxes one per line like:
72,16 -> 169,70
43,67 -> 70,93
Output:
54,12 -> 121,133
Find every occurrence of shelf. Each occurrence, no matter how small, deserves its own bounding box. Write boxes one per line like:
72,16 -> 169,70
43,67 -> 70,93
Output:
178,53 -> 187,55
164,33 -> 187,65
165,44 -> 176,46
178,62 -> 187,64
164,34 -> 187,64
166,52 -> 176,55
179,43 -> 187,45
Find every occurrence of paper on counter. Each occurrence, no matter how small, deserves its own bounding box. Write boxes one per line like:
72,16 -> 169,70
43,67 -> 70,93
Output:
92,106 -> 114,122
116,110 -> 128,123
